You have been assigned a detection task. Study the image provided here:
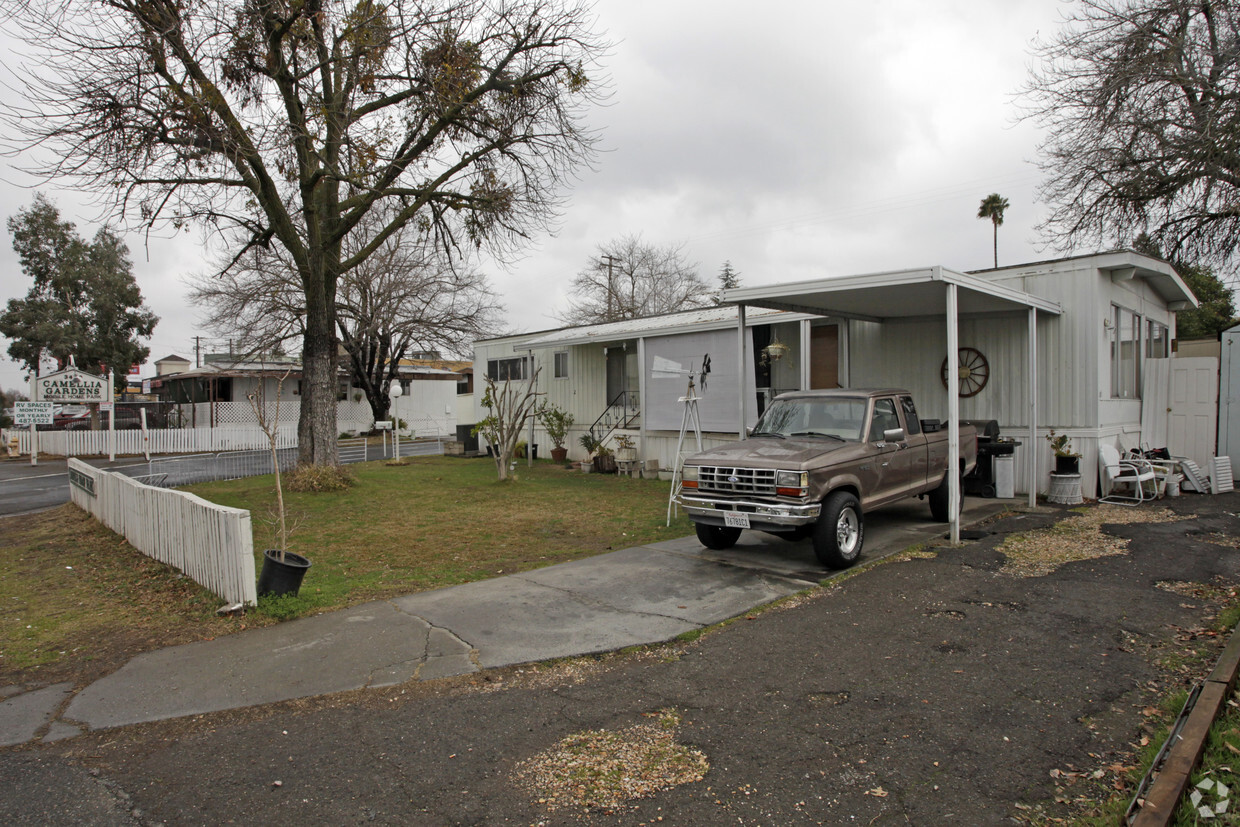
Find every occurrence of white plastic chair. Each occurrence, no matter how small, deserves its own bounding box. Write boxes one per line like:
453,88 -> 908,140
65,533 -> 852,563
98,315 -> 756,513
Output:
1098,444 -> 1158,506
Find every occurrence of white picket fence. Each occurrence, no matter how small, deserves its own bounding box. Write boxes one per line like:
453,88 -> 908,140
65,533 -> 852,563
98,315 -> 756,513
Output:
3,426 -> 299,457
68,459 -> 257,606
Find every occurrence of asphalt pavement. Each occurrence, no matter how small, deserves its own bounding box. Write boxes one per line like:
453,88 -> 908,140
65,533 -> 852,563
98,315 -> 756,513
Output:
0,456 -> 154,516
2,493 -> 1239,824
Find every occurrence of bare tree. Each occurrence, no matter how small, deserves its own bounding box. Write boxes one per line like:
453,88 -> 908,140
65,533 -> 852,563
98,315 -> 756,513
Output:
4,0 -> 608,466
472,370 -> 542,481
1024,0 -> 1240,266
190,219 -> 503,423
560,235 -> 712,325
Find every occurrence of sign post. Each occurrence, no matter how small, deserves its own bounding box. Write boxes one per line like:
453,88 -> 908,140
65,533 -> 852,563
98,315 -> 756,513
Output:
106,369 -> 115,462
34,367 -> 108,405
31,365 -> 109,467
15,401 -> 53,466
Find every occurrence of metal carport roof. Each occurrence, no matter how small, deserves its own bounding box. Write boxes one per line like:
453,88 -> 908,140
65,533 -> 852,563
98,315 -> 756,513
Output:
721,265 -> 1063,543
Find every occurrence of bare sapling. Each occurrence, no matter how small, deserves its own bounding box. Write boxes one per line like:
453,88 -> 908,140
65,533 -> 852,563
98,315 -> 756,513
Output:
248,369 -> 292,560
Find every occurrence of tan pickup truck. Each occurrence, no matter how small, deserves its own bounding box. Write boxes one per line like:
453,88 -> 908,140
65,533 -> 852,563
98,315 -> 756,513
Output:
677,388 -> 978,569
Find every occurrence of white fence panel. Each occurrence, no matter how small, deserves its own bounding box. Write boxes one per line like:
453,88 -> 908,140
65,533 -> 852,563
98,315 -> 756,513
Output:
68,458 -> 257,606
5,425 -> 298,457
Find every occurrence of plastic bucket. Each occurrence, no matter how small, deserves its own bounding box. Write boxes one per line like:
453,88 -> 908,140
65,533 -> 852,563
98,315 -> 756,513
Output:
257,550 -> 312,597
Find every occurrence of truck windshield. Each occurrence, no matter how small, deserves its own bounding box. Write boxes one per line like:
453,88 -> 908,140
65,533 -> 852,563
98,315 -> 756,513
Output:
753,397 -> 868,441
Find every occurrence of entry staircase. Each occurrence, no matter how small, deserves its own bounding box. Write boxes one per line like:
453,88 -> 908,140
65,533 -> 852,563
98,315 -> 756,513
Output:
587,390 -> 640,446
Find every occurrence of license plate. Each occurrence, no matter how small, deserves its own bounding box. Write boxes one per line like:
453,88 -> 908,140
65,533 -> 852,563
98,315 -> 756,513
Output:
723,511 -> 751,529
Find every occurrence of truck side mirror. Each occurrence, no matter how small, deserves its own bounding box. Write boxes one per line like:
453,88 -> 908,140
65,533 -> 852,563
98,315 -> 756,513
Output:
883,428 -> 906,443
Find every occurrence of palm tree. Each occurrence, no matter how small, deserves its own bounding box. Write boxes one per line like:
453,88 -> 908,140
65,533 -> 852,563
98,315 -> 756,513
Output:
977,193 -> 1009,268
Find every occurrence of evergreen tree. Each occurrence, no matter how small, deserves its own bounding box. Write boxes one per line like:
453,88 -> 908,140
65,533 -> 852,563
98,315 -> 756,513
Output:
0,195 -> 157,388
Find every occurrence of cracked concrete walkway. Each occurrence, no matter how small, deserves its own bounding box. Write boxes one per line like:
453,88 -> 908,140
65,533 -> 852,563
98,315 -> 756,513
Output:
1,499 -> 1011,745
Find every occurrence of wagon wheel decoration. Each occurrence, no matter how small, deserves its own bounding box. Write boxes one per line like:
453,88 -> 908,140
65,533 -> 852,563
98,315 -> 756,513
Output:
940,347 -> 990,398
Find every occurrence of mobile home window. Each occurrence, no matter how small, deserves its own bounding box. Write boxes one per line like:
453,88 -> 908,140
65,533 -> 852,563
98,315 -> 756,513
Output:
1110,306 -> 1142,399
486,357 -> 527,382
554,351 -> 569,379
1147,320 -> 1169,359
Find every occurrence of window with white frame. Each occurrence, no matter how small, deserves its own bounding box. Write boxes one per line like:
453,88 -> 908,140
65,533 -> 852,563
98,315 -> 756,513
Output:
486,356 -> 528,382
1147,320 -> 1169,359
554,351 -> 569,379
1111,305 -> 1142,399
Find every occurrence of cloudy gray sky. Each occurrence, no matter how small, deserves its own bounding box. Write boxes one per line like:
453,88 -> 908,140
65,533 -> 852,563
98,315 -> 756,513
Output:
0,0 -> 1067,392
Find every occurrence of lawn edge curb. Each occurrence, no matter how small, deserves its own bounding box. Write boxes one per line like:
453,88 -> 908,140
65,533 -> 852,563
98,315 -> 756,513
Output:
1129,621 -> 1240,825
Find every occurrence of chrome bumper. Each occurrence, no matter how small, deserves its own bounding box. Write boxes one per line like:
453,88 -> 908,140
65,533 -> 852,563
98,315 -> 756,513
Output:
677,494 -> 822,527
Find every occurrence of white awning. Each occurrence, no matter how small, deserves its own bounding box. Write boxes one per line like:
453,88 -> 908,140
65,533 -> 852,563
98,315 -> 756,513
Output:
721,266 -> 1062,321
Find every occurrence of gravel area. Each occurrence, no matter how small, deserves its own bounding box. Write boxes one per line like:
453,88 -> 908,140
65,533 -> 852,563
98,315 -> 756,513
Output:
513,709 -> 708,815
999,503 -> 1190,577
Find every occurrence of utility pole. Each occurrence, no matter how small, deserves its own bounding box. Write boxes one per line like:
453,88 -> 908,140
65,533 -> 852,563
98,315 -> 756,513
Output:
601,255 -> 620,320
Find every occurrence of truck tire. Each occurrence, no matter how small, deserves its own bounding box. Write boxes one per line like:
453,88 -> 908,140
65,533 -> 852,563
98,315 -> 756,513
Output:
928,472 -> 960,523
813,492 -> 863,568
695,523 -> 742,550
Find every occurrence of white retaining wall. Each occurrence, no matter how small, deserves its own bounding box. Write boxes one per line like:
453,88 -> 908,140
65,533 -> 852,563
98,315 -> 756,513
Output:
68,458 -> 257,606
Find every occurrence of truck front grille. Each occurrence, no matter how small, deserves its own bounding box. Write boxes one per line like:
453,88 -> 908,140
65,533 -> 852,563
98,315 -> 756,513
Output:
698,466 -> 776,496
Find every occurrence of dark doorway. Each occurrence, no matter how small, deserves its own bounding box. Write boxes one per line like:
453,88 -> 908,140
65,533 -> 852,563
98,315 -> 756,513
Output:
810,325 -> 839,389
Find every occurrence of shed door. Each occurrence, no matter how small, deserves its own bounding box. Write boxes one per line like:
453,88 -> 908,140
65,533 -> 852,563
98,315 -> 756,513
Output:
809,325 -> 839,389
1169,357 -> 1219,471
1146,356 -> 1219,470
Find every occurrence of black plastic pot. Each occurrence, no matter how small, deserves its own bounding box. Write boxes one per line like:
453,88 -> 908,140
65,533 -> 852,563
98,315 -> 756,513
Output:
1054,455 -> 1081,475
257,550 -> 312,597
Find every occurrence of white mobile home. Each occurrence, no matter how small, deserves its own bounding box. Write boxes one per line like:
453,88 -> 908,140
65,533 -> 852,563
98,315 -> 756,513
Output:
474,251 -> 1198,497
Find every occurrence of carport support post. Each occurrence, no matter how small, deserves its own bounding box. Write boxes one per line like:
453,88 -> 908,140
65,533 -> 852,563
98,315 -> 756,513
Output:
946,281 -> 961,545
737,303 -> 747,438
1028,307 -> 1038,508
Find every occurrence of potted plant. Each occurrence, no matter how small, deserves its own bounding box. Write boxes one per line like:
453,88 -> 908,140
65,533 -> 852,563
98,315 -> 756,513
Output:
578,432 -> 600,473
594,442 -> 617,474
250,370 -> 311,597
1046,429 -> 1081,475
613,433 -> 637,463
538,403 -> 574,463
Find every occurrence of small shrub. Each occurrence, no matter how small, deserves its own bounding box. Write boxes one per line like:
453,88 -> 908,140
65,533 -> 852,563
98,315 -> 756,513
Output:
286,464 -> 356,493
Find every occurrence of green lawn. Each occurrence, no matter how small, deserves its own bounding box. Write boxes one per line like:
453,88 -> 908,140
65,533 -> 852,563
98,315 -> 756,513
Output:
187,455 -> 692,616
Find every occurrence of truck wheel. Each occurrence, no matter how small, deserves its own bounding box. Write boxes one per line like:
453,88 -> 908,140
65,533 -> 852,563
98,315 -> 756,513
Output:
813,492 -> 863,568
695,523 -> 742,550
928,472 -> 960,522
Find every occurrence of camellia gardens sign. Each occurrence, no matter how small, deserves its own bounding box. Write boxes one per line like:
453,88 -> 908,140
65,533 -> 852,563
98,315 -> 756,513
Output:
34,368 -> 109,403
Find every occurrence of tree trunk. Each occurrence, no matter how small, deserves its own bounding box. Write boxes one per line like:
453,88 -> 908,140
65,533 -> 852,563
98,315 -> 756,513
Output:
298,262 -> 340,467
992,223 -> 998,268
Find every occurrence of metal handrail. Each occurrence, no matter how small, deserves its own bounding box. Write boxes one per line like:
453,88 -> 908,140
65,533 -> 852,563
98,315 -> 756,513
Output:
588,390 -> 640,443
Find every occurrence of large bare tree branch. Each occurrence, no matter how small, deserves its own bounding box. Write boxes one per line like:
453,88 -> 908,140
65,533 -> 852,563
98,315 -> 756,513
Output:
1023,0 -> 1240,267
3,0 -> 608,465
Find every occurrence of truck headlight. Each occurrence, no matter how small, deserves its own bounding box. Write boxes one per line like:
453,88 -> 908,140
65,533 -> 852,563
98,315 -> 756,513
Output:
681,465 -> 699,488
775,470 -> 807,497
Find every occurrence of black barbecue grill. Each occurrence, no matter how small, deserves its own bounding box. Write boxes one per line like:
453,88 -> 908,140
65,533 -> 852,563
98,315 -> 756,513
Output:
962,419 -> 1021,498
